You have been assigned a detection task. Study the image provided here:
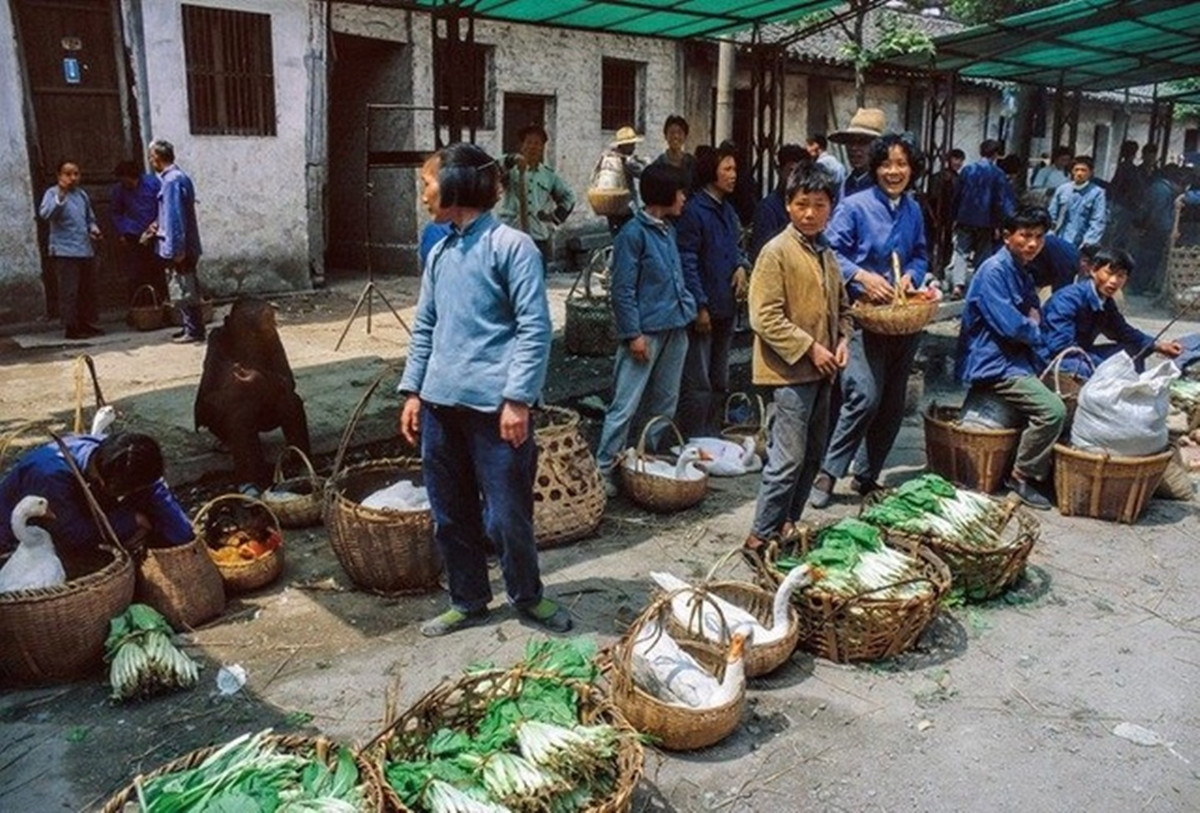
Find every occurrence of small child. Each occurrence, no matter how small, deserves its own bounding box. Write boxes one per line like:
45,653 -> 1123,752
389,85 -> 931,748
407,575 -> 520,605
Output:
744,165 -> 852,554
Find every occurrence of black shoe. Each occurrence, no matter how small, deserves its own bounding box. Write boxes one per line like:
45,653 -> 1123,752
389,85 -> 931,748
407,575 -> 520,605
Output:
809,472 -> 834,508
171,330 -> 185,339
1005,477 -> 1052,511
853,476 -> 883,497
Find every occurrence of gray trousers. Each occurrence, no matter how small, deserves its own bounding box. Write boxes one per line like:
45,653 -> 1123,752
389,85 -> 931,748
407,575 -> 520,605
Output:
752,379 -> 832,539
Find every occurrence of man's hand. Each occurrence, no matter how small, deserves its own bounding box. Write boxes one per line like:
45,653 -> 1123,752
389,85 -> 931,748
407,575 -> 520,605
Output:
499,400 -> 530,448
899,273 -> 914,294
1027,307 -> 1041,326
809,341 -> 839,378
628,335 -> 650,363
399,395 -> 421,446
732,267 -> 749,301
1156,340 -> 1184,358
855,270 -> 894,304
834,337 -> 850,369
693,307 -> 712,335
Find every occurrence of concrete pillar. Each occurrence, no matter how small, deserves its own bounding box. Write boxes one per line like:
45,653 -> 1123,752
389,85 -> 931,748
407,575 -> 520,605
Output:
714,40 -> 735,144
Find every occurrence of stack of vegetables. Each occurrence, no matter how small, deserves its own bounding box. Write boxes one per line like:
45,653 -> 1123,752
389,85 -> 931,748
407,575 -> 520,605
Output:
383,638 -> 636,813
1170,378 -> 1200,420
106,603 -> 200,702
774,518 -> 932,601
128,730 -> 373,812
860,474 -> 1013,549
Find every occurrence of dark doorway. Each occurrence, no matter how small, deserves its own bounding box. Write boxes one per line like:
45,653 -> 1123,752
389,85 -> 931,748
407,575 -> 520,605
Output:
503,93 -> 549,154
13,0 -> 138,315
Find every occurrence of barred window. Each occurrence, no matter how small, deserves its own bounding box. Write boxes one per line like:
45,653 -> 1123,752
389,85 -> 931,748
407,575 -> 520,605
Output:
434,41 -> 492,130
182,5 -> 276,136
601,58 -> 642,132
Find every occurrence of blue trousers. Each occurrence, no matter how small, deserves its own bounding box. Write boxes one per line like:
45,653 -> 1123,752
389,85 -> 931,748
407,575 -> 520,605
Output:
677,316 -> 734,438
420,403 -> 543,614
595,328 -> 689,472
752,379 -> 832,539
822,329 -> 921,484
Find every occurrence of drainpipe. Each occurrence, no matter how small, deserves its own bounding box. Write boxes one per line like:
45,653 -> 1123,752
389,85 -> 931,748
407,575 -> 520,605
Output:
715,39 -> 735,144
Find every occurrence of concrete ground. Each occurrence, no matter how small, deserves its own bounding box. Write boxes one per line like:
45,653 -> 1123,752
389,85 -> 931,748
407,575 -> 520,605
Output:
2,277 -> 1200,812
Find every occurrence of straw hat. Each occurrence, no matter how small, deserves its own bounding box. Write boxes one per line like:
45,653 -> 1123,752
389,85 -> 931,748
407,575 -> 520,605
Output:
829,108 -> 886,144
610,126 -> 645,147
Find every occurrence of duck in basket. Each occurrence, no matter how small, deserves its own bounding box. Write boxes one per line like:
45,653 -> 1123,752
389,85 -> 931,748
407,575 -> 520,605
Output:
620,445 -> 705,481
631,620 -> 746,709
671,435 -> 762,477
0,495 -> 64,593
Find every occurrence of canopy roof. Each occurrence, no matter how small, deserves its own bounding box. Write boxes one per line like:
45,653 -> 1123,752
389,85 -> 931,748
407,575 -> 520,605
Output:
883,0 -> 1200,92
406,0 -> 842,39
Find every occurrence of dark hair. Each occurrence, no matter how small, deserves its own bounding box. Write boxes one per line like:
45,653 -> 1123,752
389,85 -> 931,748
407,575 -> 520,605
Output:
94,432 -> 164,497
1092,247 -> 1135,275
114,160 -> 140,179
999,154 -> 1024,176
807,134 -> 828,151
694,141 -> 738,187
1079,243 -> 1101,263
1002,206 -> 1052,233
785,164 -> 837,203
640,163 -> 687,207
948,148 -> 966,161
663,115 -> 689,136
777,143 -> 808,168
1071,155 -> 1094,170
1052,145 -> 1073,160
517,123 -> 547,144
1119,140 -> 1139,161
436,143 -> 501,209
868,132 -> 926,188
56,160 -> 78,174
980,139 -> 1002,159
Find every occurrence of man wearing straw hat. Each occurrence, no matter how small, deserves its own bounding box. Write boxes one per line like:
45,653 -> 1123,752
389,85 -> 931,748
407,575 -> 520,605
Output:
594,125 -> 648,233
829,108 -> 886,200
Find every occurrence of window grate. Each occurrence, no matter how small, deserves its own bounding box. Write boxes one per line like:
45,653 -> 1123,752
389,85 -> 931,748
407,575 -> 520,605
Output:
435,41 -> 491,130
601,58 -> 640,132
182,5 -> 276,136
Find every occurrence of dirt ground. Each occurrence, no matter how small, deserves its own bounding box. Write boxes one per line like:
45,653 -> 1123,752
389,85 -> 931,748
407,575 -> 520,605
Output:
2,278 -> 1200,812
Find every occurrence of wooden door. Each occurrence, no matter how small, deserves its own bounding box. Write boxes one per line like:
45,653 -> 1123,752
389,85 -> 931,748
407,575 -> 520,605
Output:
14,0 -> 137,315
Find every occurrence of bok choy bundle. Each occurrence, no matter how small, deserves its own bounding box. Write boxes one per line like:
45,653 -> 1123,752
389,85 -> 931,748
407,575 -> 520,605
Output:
860,474 -> 1014,549
106,603 -> 199,702
775,518 -> 930,600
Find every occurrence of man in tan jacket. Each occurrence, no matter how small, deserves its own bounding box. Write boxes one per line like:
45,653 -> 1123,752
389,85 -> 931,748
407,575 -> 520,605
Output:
745,164 -> 852,555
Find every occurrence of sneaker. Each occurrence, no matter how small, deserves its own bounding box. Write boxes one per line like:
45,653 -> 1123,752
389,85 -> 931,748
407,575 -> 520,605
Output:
172,333 -> 205,344
1005,477 -> 1052,511
420,607 -> 490,637
809,472 -> 834,509
518,598 -> 573,633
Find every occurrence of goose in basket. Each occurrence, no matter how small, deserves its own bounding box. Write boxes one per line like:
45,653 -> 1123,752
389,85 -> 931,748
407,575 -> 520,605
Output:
0,496 -> 65,594
631,620 -> 746,709
650,566 -> 816,646
672,436 -> 762,477
622,445 -> 705,481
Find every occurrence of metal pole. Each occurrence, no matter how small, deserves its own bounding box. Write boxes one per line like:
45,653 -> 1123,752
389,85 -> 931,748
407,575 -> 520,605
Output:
715,40 -> 736,144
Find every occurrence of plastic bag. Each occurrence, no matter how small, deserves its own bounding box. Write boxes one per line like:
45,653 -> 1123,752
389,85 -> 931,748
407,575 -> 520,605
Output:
1071,352 -> 1179,457
960,389 -> 1024,429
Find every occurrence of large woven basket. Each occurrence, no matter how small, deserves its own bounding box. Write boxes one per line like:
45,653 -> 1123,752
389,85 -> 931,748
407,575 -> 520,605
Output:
861,490 -> 1039,601
753,528 -> 950,663
0,544 -> 134,685
261,445 -> 325,528
195,493 -> 285,594
565,262 -> 617,357
373,667 -> 643,812
620,416 -> 708,512
1167,209 -> 1200,313
924,404 -> 1021,493
128,284 -> 165,331
721,392 -> 768,460
532,405 -> 606,548
100,733 -> 385,813
1040,347 -> 1094,423
851,298 -> 937,336
587,187 -> 632,217
1053,443 -> 1173,523
136,537 -> 227,630
610,597 -> 745,751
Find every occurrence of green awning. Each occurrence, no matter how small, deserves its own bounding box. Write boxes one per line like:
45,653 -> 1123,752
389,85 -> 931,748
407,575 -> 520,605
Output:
883,0 -> 1200,92
407,0 -> 843,39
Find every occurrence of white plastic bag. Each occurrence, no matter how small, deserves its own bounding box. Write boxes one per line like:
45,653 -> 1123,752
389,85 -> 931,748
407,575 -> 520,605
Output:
1070,352 -> 1179,457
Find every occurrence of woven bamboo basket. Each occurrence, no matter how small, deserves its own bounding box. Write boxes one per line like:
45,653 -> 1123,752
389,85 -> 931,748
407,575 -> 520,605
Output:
851,298 -> 938,335
195,493 -> 285,594
721,392 -> 768,460
136,537 -> 227,630
261,445 -> 325,528
324,373 -> 440,594
1167,207 -> 1200,313
861,490 -> 1039,601
99,733 -> 385,813
753,527 -> 951,663
1040,347 -> 1094,423
1053,443 -> 1173,523
532,405 -> 606,548
587,187 -> 632,217
0,544 -> 134,685
924,404 -> 1021,494
128,284 -> 165,331
620,416 -> 708,512
565,261 -> 617,357
372,667 -> 643,812
610,596 -> 745,751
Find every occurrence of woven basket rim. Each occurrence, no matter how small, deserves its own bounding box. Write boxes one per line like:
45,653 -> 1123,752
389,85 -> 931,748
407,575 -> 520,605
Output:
325,456 -> 429,520
925,403 -> 1022,438
1053,442 -> 1174,465
0,543 -> 130,605
851,298 -> 937,334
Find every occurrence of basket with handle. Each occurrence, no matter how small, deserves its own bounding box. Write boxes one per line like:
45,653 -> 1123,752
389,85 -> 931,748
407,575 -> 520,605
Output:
1053,443 -> 1173,523
619,415 -> 708,512
849,252 -> 939,335
195,493 -> 285,594
128,284 -> 165,331
720,392 -> 768,460
924,403 -> 1021,494
532,405 -> 606,548
260,445 -> 325,528
1040,346 -> 1094,422
323,371 -> 440,594
565,250 -> 618,357
1167,205 -> 1200,313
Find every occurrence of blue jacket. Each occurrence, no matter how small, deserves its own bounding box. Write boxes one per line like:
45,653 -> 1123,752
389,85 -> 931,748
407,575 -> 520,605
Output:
111,173 -> 161,238
676,190 -> 748,320
842,169 -> 874,199
399,212 -> 551,409
749,190 -> 788,264
953,158 -> 1013,229
38,187 -> 97,258
0,435 -> 193,554
957,247 -> 1044,383
1039,279 -> 1152,368
419,221 -> 453,268
1025,233 -> 1079,291
155,164 -> 202,260
1048,181 -> 1107,247
826,186 -> 928,303
610,210 -> 697,340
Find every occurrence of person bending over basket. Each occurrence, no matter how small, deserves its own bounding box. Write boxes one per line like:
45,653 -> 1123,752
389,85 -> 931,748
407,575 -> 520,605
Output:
810,132 -> 930,509
744,164 -> 852,557
398,142 -> 571,638
0,432 -> 193,554
957,207 -> 1066,511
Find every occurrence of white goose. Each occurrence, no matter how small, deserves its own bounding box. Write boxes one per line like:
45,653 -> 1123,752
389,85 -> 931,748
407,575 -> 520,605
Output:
650,565 -> 816,646
624,445 -> 705,482
90,405 -> 117,437
0,496 -> 65,593
630,619 -> 746,709
673,436 -> 762,476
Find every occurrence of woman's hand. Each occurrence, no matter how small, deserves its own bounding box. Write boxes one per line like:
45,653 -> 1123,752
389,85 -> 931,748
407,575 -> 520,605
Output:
855,270 -> 894,304
499,401 -> 530,448
399,395 -> 421,446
